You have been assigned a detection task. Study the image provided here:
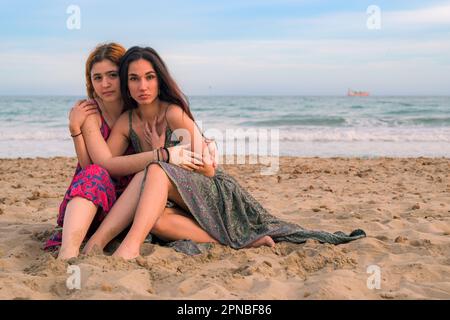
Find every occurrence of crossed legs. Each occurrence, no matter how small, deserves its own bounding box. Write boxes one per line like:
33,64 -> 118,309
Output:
82,164 -> 274,260
112,164 -> 274,260
82,169 -> 218,257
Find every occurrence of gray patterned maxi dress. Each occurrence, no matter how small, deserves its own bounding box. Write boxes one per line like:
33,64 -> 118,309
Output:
127,110 -> 366,255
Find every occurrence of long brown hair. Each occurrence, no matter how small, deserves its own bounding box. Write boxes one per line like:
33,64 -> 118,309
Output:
119,46 -> 194,121
85,43 -> 126,99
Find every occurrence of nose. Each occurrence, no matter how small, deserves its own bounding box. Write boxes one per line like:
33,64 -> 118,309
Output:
138,78 -> 148,91
101,77 -> 110,88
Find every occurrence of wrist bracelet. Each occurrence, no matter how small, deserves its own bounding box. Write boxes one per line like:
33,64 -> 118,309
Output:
163,147 -> 170,163
71,132 -> 82,138
161,147 -> 167,163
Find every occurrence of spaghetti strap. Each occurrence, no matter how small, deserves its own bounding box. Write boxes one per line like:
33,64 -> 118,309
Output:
93,99 -> 110,131
128,109 -> 133,133
164,104 -> 171,129
163,104 -> 176,146
128,109 -> 143,153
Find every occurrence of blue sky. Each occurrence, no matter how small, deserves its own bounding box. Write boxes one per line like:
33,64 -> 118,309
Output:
0,0 -> 449,95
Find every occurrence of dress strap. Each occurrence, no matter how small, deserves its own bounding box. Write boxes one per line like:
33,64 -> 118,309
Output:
128,109 -> 133,134
164,104 -> 171,128
93,99 -> 110,132
164,104 -> 181,147
128,109 -> 143,153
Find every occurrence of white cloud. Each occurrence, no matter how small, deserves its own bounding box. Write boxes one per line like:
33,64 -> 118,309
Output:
161,39 -> 450,95
1,14 -> 449,96
386,3 -> 450,25
163,39 -> 450,67
280,2 -> 450,36
2,37 -> 449,95
0,51 -> 85,95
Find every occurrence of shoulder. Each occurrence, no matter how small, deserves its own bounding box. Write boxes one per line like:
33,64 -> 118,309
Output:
117,111 -> 131,126
165,104 -> 189,125
113,111 -> 132,134
165,103 -> 183,118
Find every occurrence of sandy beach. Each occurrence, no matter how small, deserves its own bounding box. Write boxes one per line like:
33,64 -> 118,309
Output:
0,156 -> 449,299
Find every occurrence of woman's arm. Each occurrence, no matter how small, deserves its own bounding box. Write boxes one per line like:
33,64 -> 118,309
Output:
71,134 -> 92,169
81,112 -> 160,177
69,100 -> 99,168
166,105 -> 216,177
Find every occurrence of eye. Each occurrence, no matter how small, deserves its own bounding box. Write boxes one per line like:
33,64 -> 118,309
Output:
109,72 -> 118,78
129,76 -> 137,81
93,75 -> 101,81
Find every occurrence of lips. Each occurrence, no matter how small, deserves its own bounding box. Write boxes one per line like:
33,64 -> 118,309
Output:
102,91 -> 115,96
138,94 -> 152,99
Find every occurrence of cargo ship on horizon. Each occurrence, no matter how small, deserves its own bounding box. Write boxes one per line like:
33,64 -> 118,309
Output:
347,88 -> 370,97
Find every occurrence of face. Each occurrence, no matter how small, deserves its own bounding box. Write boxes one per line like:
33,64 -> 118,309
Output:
90,59 -> 121,102
127,59 -> 159,105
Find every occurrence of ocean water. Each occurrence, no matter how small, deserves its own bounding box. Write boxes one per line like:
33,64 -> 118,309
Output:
0,95 -> 449,158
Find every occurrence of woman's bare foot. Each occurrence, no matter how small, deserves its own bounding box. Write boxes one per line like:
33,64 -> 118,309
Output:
246,235 -> 275,248
82,238 -> 104,255
57,247 -> 79,260
112,242 -> 140,260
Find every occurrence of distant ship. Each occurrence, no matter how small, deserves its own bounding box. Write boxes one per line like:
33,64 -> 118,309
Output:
347,88 -> 370,97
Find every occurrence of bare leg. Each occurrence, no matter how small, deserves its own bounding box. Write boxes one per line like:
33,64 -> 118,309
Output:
147,169 -> 274,249
83,170 -> 217,255
58,197 -> 97,259
157,189 -> 274,248
154,180 -> 274,248
152,207 -> 218,243
82,171 -> 145,254
112,164 -> 276,259
113,164 -> 183,259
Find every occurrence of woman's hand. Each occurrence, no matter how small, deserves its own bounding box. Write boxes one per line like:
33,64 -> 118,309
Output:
167,144 -> 204,171
69,99 -> 98,134
144,118 -> 167,149
204,138 -> 219,169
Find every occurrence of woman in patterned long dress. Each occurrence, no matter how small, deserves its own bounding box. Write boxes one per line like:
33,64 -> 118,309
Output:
46,43 -> 207,259
81,46 -> 366,260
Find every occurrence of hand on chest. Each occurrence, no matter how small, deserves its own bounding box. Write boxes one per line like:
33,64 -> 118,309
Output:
135,118 -> 168,151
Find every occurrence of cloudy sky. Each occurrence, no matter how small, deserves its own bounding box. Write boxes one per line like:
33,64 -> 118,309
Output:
0,0 -> 449,95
